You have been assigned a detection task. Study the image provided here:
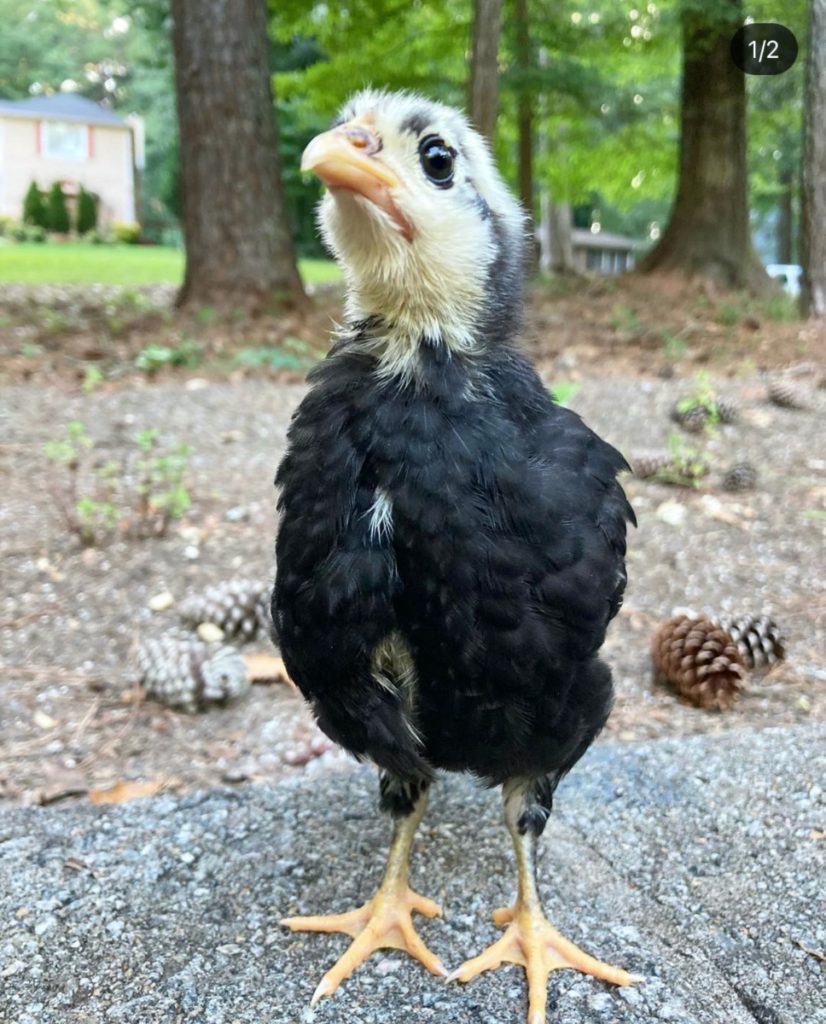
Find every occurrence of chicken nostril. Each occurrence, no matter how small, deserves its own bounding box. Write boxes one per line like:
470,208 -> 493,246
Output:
344,126 -> 380,153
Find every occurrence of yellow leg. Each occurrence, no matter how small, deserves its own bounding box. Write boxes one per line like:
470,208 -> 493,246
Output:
449,786 -> 642,1024
281,788 -> 446,1005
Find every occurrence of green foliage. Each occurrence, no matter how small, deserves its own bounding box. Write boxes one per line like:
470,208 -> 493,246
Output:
716,301 -> 742,327
759,291 -> 799,323
10,223 -> 48,243
44,420 -> 194,545
676,373 -> 721,433
23,181 -> 47,229
82,365 -> 104,393
135,339 -> 203,372
548,381 -> 581,406
609,304 -> 642,333
45,183 -> 70,234
661,331 -> 688,361
135,429 -> 193,522
112,221 -> 141,244
43,420 -> 92,467
656,432 -> 710,488
235,336 -> 321,373
76,187 -> 98,234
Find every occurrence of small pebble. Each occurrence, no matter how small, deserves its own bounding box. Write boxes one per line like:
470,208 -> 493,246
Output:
148,591 -> 175,612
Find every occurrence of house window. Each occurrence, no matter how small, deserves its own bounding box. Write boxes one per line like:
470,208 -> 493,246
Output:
42,121 -> 88,161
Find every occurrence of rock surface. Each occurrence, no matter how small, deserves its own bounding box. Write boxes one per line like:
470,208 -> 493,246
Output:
1,725 -> 824,1024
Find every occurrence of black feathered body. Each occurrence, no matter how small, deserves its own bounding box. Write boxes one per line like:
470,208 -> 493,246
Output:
274,327 -> 634,787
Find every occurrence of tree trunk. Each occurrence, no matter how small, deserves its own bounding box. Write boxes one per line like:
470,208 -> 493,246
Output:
514,0 -> 538,268
545,201 -> 575,274
776,166 -> 794,265
638,0 -> 768,291
171,0 -> 306,312
801,0 -> 826,318
468,0 -> 502,142
514,0 -> 532,218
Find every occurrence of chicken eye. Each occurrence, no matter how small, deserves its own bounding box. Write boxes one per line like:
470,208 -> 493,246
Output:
418,136 -> 455,187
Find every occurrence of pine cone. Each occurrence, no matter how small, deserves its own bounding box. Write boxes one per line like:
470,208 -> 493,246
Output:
713,614 -> 785,671
137,634 -> 249,712
180,580 -> 270,642
652,615 -> 746,710
713,396 -> 739,424
671,401 -> 709,433
722,461 -> 757,492
631,452 -> 709,486
631,453 -> 673,480
768,378 -> 807,409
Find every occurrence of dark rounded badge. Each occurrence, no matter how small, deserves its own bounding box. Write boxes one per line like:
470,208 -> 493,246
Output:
731,23 -> 798,75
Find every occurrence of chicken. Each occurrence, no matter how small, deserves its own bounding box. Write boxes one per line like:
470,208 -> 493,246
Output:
273,89 -> 639,1023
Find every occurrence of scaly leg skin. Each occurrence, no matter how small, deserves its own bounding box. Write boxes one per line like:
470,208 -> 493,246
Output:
281,781 -> 446,1005
449,778 -> 642,1024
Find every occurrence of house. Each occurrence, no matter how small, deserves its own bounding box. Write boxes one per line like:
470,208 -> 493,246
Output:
571,228 -> 641,274
0,93 -> 139,228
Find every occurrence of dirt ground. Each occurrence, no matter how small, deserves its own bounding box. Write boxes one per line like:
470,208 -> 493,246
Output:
1,276 -> 824,807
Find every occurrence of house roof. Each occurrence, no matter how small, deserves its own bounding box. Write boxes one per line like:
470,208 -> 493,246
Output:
0,93 -> 127,128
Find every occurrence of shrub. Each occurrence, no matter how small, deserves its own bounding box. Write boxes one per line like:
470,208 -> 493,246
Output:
45,182 -> 70,233
112,220 -> 141,244
9,222 -> 47,242
23,181 -> 48,228
76,186 -> 98,234
0,214 -> 16,236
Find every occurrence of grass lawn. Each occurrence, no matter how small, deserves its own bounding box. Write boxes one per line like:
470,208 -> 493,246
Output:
0,241 -> 340,287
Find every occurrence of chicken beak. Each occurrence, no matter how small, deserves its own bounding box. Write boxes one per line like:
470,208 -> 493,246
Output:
301,122 -> 413,240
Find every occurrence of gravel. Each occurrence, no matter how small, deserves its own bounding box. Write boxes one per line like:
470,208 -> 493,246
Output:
1,725 -> 824,1023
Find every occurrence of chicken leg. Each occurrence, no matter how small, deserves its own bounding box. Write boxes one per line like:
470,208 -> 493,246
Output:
281,779 -> 446,1005
449,779 -> 641,1024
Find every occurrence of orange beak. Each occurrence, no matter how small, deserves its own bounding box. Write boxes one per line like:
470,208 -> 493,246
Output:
301,121 -> 413,241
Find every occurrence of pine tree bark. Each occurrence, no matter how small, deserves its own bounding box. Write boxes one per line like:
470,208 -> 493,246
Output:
513,0 -> 539,269
170,0 -> 306,312
801,0 -> 826,318
468,0 -> 502,142
514,0 -> 533,220
545,201 -> 575,274
638,0 -> 767,290
776,166 -> 793,265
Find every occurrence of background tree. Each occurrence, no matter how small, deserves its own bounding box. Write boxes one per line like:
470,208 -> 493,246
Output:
801,0 -> 826,318
638,0 -> 768,289
468,0 -> 502,141
513,0 -> 534,225
23,182 -> 47,229
46,182 -> 70,234
170,0 -> 305,311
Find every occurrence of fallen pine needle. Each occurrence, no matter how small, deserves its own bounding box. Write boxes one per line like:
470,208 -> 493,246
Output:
89,779 -> 169,805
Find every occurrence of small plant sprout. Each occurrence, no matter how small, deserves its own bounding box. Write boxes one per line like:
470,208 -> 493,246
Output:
660,431 -> 710,487
43,420 -> 92,467
82,366 -> 104,393
675,371 -> 722,432
135,429 -> 193,534
44,422 -> 194,545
